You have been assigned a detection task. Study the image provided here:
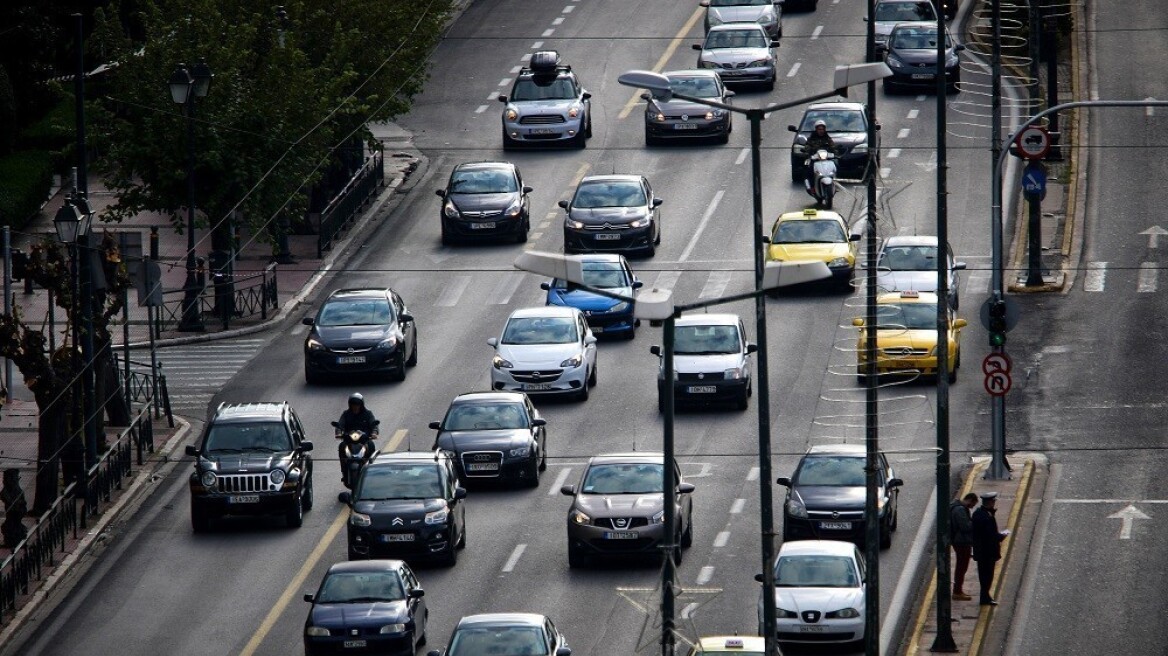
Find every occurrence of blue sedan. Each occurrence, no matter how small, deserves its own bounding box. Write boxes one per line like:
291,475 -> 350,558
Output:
542,253 -> 641,339
304,560 -> 428,656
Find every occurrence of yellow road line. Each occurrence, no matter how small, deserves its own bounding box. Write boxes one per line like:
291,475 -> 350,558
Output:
569,162 -> 591,188
617,7 -> 705,120
239,429 -> 408,656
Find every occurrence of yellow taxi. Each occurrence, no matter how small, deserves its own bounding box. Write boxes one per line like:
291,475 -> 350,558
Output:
766,208 -> 859,292
685,636 -> 768,655
852,290 -> 967,383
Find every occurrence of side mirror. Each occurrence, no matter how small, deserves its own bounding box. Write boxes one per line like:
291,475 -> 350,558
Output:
532,418 -> 548,427
776,476 -> 792,487
339,491 -> 352,504
409,588 -> 425,599
557,200 -> 570,209
523,186 -> 534,193
955,43 -> 966,52
184,445 -> 199,457
303,592 -> 315,603
649,345 -> 662,356
487,337 -> 499,348
692,43 -> 703,51
582,91 -> 591,100
561,484 -> 577,496
875,123 -> 882,131
331,420 -> 340,428
888,477 -> 904,488
954,261 -> 968,270
301,317 -> 314,326
454,487 -> 468,500
677,482 -> 696,494
429,421 -> 441,430
541,282 -> 551,290
850,233 -> 861,242
754,573 -> 765,583
585,335 -> 598,346
699,0 -> 710,6
300,440 -> 314,452
724,90 -> 735,98
556,648 -> 572,656
745,343 -> 758,355
435,189 -> 446,198
640,92 -> 652,101
953,318 -> 969,329
632,280 -> 644,289
497,94 -> 508,103
400,313 -> 414,323
652,198 -> 664,208
852,318 -> 865,327
787,124 -> 798,132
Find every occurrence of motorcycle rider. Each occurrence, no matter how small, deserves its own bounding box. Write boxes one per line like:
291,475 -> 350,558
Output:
336,393 -> 378,480
804,119 -> 837,186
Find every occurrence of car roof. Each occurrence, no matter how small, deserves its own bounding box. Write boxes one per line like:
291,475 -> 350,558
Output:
325,288 -> 392,301
674,313 -> 741,327
451,391 -> 528,404
508,305 -> 580,319
707,23 -> 768,34
590,452 -> 665,465
574,253 -> 627,265
212,402 -> 288,423
776,208 -> 846,223
368,451 -> 450,465
805,101 -> 866,113
778,539 -> 858,557
326,559 -> 406,575
806,444 -> 866,456
579,174 -> 642,184
457,613 -> 547,628
694,636 -> 768,652
663,69 -> 721,80
452,161 -> 516,173
883,235 -> 939,248
876,290 -> 940,304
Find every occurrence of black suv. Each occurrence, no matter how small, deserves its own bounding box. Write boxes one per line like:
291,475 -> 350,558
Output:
435,161 -> 533,245
185,402 -> 315,532
777,444 -> 902,549
341,451 -> 468,565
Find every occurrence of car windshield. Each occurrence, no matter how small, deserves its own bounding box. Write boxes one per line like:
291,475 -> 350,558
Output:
315,571 -> 406,603
880,245 -> 938,271
673,324 -> 741,355
357,464 -> 445,500
668,76 -> 722,99
774,219 -> 847,244
449,626 -> 549,656
552,263 -> 631,290
203,421 -> 291,453
572,181 -> 646,208
873,302 -> 936,330
317,299 -> 393,326
705,29 -> 770,49
450,169 -> 518,194
501,317 -> 578,345
443,402 -> 529,430
511,77 -> 577,101
710,0 -> 769,6
795,455 -> 866,486
890,29 -> 950,49
799,110 -> 866,133
875,1 -> 936,21
774,555 -> 860,588
581,463 -> 665,494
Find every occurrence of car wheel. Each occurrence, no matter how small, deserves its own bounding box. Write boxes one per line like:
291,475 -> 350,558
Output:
672,544 -> 684,566
644,126 -> 658,147
623,327 -> 637,341
682,516 -> 694,548
286,492 -> 304,528
443,541 -> 458,566
417,620 -> 428,648
440,222 -> 453,246
568,545 -> 590,568
716,130 -> 730,145
879,522 -> 892,549
539,441 -> 548,471
791,166 -> 803,184
736,388 -> 749,411
645,242 -> 657,257
457,521 -> 467,548
524,458 -> 541,488
948,366 -> 958,384
654,224 -> 662,246
883,79 -> 898,95
764,78 -> 776,92
588,362 -> 598,388
191,500 -> 212,533
657,395 -> 665,414
302,475 -> 314,511
578,380 -> 590,402
304,365 -> 321,385
891,501 -> 899,531
502,129 -> 516,151
390,363 -> 407,382
406,339 -> 418,367
586,116 -> 593,139
574,130 -> 587,149
516,217 -> 530,243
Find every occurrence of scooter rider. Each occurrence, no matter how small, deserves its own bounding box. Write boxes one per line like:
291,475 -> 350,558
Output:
336,393 -> 378,479
804,120 -> 837,184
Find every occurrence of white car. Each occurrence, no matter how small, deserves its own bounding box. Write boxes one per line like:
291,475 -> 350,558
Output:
873,235 -> 966,309
651,313 -> 755,411
757,540 -> 866,647
488,306 -> 598,400
871,0 -> 937,51
693,23 -> 777,91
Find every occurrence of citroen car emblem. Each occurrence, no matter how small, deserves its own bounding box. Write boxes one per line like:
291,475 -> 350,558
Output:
392,517 -> 404,526
681,114 -> 689,121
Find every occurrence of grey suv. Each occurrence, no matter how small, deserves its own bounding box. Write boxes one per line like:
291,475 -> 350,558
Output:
499,51 -> 592,149
560,174 -> 662,256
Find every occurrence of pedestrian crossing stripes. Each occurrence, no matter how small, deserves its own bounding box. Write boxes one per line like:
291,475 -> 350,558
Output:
132,338 -> 267,416
1082,261 -> 1162,292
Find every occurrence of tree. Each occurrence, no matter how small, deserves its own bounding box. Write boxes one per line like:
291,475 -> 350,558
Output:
90,0 -> 451,248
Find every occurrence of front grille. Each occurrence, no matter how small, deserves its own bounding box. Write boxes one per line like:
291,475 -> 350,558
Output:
776,631 -> 855,642
511,370 -> 563,383
583,223 -> 631,231
807,510 -> 864,520
328,346 -> 373,354
663,114 -> 708,121
880,347 -> 929,357
461,451 -> 504,477
461,210 -> 502,219
678,372 -> 724,382
519,114 -> 566,125
597,517 -> 650,530
217,473 -> 277,493
719,61 -> 750,70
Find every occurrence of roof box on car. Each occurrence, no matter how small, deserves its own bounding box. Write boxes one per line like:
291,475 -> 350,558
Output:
529,50 -> 562,72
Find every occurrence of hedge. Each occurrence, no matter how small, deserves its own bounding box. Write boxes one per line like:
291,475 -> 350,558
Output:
0,150 -> 54,229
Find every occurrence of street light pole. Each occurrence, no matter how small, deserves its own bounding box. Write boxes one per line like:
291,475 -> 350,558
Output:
863,0 -> 881,652
660,313 -> 677,656
170,62 -> 213,332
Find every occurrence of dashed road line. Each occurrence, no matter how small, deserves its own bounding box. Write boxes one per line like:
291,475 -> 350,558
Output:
529,231 -> 543,240
521,53 -> 532,62
490,274 -> 526,305
811,25 -> 824,40
553,17 -> 564,25
436,275 -> 472,307
617,7 -> 705,119
542,28 -> 555,37
907,109 -> 919,119
502,544 -> 527,572
699,271 -> 732,299
887,148 -> 902,158
786,63 -> 801,77
511,65 -> 522,74
499,78 -> 512,87
730,498 -> 746,514
1084,261 -> 1107,292
539,220 -> 551,229
475,105 -> 488,114
654,270 -> 682,291
897,128 -> 910,138
735,148 -> 749,166
747,466 -> 760,481
1138,262 -> 1157,292
915,94 -> 926,101
487,91 -> 500,101
880,167 -> 892,177
696,566 -> 715,585
679,190 -> 725,262
713,531 -> 730,548
549,467 -> 572,495
569,162 -> 592,187
563,5 -> 575,13
532,41 -> 544,49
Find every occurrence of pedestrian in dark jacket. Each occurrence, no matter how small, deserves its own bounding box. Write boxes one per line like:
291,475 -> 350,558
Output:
971,491 -> 1008,605
949,492 -> 978,600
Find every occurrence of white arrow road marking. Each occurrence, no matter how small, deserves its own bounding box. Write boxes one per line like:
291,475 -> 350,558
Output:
1084,261 -> 1107,292
1138,262 -> 1158,293
502,544 -> 527,572
1108,504 -> 1150,539
1139,225 -> 1168,248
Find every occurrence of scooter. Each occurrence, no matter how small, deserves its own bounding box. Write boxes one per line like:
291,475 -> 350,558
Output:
333,419 -> 379,500
804,149 -> 838,209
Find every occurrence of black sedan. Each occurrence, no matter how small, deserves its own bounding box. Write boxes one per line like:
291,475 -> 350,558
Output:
303,560 -> 428,656
777,444 -> 902,549
427,613 -> 571,656
643,70 -> 734,145
302,288 -> 418,384
882,24 -> 965,93
788,102 -> 880,183
430,391 -> 547,488
435,161 -> 532,244
560,174 -> 662,257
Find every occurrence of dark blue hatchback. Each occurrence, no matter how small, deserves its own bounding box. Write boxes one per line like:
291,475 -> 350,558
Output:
303,560 -> 428,656
541,254 -> 641,339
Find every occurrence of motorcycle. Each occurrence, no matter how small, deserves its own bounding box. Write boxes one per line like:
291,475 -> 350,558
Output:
333,419 -> 379,499
804,149 -> 838,209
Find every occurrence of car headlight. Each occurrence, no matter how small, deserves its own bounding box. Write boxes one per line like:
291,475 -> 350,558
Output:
611,301 -> 630,313
699,59 -> 716,69
629,217 -> 651,228
786,498 -> 808,519
560,354 -> 583,368
424,508 -> 448,525
350,511 -> 372,527
758,14 -> 775,25
493,355 -> 513,369
505,198 -> 523,218
946,53 -> 959,68
724,367 -> 743,380
505,108 -> 518,121
306,337 -> 325,351
887,54 -> 904,68
571,510 -> 591,525
650,509 -> 665,524
653,111 -> 666,122
379,624 -> 407,635
305,626 -> 330,637
777,607 -> 798,619
200,471 -> 217,488
508,446 -> 530,458
443,200 -> 460,218
568,105 -> 581,118
270,469 -> 286,486
827,607 -> 861,619
748,59 -> 772,67
375,335 -> 399,350
828,257 -> 851,268
708,109 -> 725,119
852,143 -> 868,153
566,219 -> 586,230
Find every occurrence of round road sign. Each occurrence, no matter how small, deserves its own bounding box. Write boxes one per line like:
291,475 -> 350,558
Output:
1015,126 -> 1051,160
982,352 -> 1012,375
984,370 -> 1012,397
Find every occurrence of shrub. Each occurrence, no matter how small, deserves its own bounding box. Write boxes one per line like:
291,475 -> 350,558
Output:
0,150 -> 54,229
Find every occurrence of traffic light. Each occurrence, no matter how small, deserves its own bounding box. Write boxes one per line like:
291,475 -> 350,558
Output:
988,300 -> 1007,347
9,249 -> 28,281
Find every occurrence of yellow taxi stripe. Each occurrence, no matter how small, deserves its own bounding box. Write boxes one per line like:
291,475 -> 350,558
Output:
617,7 -> 706,120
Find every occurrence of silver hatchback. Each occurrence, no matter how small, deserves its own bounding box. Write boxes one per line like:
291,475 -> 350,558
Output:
693,23 -> 777,91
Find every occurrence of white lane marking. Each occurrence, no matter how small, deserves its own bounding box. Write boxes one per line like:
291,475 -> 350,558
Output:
542,28 -> 555,37
1147,104 -> 1155,117
563,5 -> 575,12
549,467 -> 572,495
786,63 -> 801,77
1138,262 -> 1158,292
291,323 -> 308,336
553,17 -> 565,25
897,128 -> 910,138
679,190 -> 725,262
436,275 -> 472,307
488,91 -> 500,100
880,167 -> 892,178
681,602 -> 699,620
532,41 -> 544,49
915,94 -> 926,101
1054,498 -> 1168,503
699,271 -> 732,298
811,25 -> 824,40
1084,261 -> 1107,292
491,274 -> 526,304
511,65 -> 522,74
730,498 -> 746,514
713,531 -> 730,548
907,109 -> 920,119
529,232 -> 543,240
521,53 -> 532,62
475,104 -> 488,114
887,148 -> 902,159
655,270 -> 682,291
880,490 -> 934,654
539,220 -> 551,229
696,566 -> 715,585
747,466 -> 760,481
502,544 -> 527,572
735,148 -> 750,166
499,78 -> 512,87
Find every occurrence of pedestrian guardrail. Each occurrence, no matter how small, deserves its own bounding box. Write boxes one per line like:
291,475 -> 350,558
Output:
112,353 -> 173,427
148,263 -> 279,335
318,151 -> 385,258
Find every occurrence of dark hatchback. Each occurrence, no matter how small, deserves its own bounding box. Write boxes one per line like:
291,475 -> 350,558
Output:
882,24 -> 964,93
435,161 -> 532,244
543,253 -> 641,339
788,102 -> 880,182
427,613 -> 571,656
342,452 -> 467,565
561,174 -> 662,257
430,391 -> 547,488
303,560 -> 428,656
643,70 -> 733,145
777,444 -> 902,549
303,288 -> 418,384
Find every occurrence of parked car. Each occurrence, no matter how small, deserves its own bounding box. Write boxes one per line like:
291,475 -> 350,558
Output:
303,560 -> 428,656
488,306 -> 598,400
430,391 -> 547,487
427,613 -> 571,656
756,540 -> 867,647
882,23 -> 965,93
651,313 -> 755,411
643,70 -> 734,146
303,288 -> 418,384
499,51 -> 591,149
701,0 -> 783,40
789,102 -> 880,182
872,235 -> 966,309
435,161 -> 532,244
693,23 -> 777,91
560,174 -> 662,256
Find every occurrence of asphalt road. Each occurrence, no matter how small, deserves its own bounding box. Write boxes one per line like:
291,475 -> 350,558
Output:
12,1 -> 1013,655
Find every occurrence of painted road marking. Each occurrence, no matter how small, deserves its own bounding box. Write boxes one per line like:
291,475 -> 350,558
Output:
563,5 -> 575,12
730,498 -> 746,514
887,148 -> 902,159
897,128 -> 910,139
915,94 -> 926,101
503,544 -> 527,572
521,53 -> 532,62
735,148 -> 750,166
1084,261 -> 1107,291
1054,498 -> 1168,503
654,270 -> 682,292
618,7 -> 705,119
499,78 -> 511,87
811,26 -> 824,40
490,273 -> 525,305
569,162 -> 591,188
1138,262 -> 1157,292
529,231 -> 543,240
907,109 -> 919,119
696,566 -> 715,585
880,166 -> 892,178
681,602 -> 699,620
487,91 -> 500,101
679,190 -> 725,262
539,220 -> 551,229
291,323 -> 308,336
747,466 -> 760,481
511,65 -> 522,74
787,63 -> 801,77
699,271 -> 732,299
475,104 -> 488,114
553,17 -> 564,25
549,467 -> 572,495
714,531 -> 730,548
436,275 -> 472,307
542,28 -> 555,37
532,41 -> 544,49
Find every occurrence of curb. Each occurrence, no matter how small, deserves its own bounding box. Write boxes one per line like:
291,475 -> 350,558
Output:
0,417 -> 192,647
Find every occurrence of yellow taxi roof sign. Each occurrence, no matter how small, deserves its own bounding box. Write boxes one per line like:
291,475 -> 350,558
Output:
724,638 -> 744,648
802,208 -> 817,216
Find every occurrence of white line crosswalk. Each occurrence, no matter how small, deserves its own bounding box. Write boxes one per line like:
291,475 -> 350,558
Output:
1082,261 -> 1164,293
133,338 -> 267,417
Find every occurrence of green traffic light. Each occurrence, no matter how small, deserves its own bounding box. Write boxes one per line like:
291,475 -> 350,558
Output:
989,332 -> 1006,347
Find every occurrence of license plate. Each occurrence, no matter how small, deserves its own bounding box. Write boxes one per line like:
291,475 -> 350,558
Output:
911,73 -> 934,79
603,531 -> 639,540
721,70 -> 743,76
798,626 -> 825,633
888,360 -> 918,368
687,385 -> 717,393
594,233 -> 621,240
819,521 -> 852,530
228,495 -> 260,504
344,640 -> 367,648
591,326 -> 604,333
470,222 -> 496,229
382,533 -> 415,542
466,462 -> 499,471
337,355 -> 366,364
532,128 -> 557,135
673,123 -> 699,130
523,383 -> 554,390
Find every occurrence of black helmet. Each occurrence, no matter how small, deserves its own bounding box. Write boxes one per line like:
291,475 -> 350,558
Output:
348,393 -> 365,408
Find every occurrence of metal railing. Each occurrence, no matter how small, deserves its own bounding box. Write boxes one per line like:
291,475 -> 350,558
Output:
318,151 -> 384,258
149,264 -> 279,335
112,353 -> 173,427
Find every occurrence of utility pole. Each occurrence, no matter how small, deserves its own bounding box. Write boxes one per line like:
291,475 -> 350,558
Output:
986,0 -> 1011,480
660,314 -> 676,656
863,0 -> 881,652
